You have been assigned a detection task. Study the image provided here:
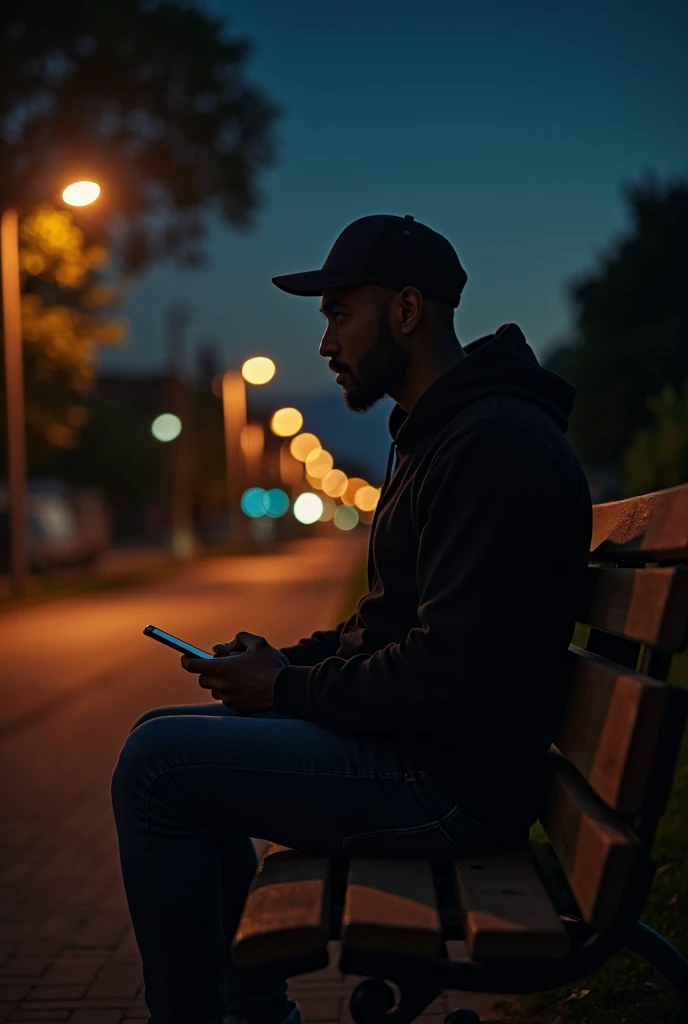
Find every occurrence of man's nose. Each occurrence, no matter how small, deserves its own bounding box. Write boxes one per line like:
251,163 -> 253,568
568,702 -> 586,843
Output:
319,326 -> 338,359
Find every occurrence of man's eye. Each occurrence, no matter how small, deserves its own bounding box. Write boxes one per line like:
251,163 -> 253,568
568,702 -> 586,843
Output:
332,312 -> 345,323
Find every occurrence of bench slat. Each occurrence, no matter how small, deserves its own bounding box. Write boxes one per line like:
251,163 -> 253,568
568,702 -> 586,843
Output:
341,858 -> 443,957
557,647 -> 667,815
578,566 -> 688,652
542,765 -> 639,929
452,852 -> 569,960
591,483 -> 688,562
231,844 -> 330,968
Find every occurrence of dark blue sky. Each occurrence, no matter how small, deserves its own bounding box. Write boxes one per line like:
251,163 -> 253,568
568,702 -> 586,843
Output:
99,0 -> 686,470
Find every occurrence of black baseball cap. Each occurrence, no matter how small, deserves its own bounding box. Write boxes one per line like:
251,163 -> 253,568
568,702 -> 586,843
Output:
272,214 -> 467,308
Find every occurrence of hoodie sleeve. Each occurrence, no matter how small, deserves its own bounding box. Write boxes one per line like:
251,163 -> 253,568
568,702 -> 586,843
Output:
274,420 -> 575,735
279,622 -> 348,666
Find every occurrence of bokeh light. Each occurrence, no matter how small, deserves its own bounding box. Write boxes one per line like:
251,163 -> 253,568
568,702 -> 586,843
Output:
342,477 -> 368,506
263,488 -> 290,518
151,413 -> 182,442
241,487 -> 267,518
241,356 -> 276,385
290,432 -> 321,462
334,505 -> 360,531
271,407 -> 303,437
305,472 -> 324,490
322,469 -> 348,498
354,485 -> 381,512
318,495 -> 337,522
305,448 -> 333,479
62,180 -> 101,207
293,492 -> 324,525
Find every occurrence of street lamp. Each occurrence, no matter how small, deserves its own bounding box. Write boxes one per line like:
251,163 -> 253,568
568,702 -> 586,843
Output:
62,181 -> 101,207
221,356 -> 276,542
1,179 -> 101,596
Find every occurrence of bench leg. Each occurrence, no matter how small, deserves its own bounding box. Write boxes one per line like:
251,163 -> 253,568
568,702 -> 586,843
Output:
349,975 -> 444,1024
625,921 -> 688,1007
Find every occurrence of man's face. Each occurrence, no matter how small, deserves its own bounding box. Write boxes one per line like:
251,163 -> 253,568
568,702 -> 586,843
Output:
319,285 -> 410,411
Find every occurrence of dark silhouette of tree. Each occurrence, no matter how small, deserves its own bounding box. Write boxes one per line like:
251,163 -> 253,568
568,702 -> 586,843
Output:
546,173 -> 688,470
0,1 -> 279,270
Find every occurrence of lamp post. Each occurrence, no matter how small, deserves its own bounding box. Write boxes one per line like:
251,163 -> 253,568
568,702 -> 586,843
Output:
222,356 -> 275,544
240,422 -> 265,486
164,303 -> 196,562
1,180 -> 101,597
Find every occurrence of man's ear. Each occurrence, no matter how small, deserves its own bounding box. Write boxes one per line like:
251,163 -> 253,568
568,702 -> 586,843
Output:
396,287 -> 423,335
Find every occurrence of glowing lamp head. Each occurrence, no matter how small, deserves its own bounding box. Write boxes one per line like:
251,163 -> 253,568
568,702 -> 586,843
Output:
151,413 -> 182,442
271,407 -> 303,437
289,432 -> 321,462
241,357 -> 275,386
354,485 -> 380,512
322,469 -> 348,498
304,448 -> 333,479
293,492 -> 324,525
62,180 -> 101,207
241,488 -> 267,518
334,505 -> 359,531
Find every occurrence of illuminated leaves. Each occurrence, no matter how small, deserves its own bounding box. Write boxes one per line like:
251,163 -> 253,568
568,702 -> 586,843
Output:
19,205 -> 108,289
16,204 -> 126,446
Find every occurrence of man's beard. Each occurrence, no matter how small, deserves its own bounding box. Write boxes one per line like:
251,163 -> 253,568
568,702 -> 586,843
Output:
342,312 -> 411,412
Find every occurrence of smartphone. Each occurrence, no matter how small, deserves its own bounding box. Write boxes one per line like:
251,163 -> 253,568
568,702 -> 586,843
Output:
143,625 -> 214,659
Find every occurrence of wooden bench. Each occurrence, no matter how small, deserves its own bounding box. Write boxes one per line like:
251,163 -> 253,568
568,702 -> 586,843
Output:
231,483 -> 688,1024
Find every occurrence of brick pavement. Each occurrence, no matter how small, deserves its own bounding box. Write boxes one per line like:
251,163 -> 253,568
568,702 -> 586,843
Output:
0,542 -> 508,1024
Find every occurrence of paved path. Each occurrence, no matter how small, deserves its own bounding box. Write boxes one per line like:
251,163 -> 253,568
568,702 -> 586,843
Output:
0,534 -> 506,1024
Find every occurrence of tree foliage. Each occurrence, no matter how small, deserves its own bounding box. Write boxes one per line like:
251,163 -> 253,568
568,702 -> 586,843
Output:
20,206 -> 125,389
0,0 -> 279,269
0,204 -> 125,463
624,380 -> 688,497
546,174 -> 688,470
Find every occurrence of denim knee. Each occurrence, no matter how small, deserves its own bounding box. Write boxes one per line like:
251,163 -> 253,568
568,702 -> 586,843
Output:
129,706 -> 168,734
111,717 -> 170,811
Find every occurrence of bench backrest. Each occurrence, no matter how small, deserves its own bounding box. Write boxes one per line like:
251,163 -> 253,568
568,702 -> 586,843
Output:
540,483 -> 688,930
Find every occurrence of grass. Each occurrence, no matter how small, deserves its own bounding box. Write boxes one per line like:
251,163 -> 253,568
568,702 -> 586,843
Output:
339,561 -> 688,1024
0,538 -> 282,615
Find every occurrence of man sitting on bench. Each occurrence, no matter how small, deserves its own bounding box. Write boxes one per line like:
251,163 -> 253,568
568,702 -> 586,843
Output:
111,214 -> 592,1024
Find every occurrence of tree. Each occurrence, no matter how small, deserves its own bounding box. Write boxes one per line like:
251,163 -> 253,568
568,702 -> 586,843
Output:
546,174 -> 688,471
0,204 -> 125,467
623,380 -> 688,497
20,205 -> 125,384
0,1 -> 279,270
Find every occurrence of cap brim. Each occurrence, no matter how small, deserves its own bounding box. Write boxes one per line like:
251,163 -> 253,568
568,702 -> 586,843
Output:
271,269 -> 360,297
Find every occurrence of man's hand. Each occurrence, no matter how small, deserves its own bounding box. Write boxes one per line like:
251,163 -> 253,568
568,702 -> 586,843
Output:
181,632 -> 289,713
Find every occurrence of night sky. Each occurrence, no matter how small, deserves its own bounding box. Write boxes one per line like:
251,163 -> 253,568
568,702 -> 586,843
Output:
99,0 -> 687,473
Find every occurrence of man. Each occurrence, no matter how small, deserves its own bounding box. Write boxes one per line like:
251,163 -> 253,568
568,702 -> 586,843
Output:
111,214 -> 592,1024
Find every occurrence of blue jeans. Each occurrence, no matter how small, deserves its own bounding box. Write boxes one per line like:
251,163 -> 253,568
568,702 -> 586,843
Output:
111,702 -> 501,1024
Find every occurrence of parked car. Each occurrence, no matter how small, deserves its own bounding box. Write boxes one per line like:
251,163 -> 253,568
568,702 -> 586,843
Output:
0,485 -> 111,573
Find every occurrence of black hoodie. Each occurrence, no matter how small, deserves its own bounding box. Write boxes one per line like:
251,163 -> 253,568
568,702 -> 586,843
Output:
276,323 -> 592,839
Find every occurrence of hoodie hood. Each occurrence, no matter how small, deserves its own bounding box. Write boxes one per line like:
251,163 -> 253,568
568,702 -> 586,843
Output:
388,323 -> 576,450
